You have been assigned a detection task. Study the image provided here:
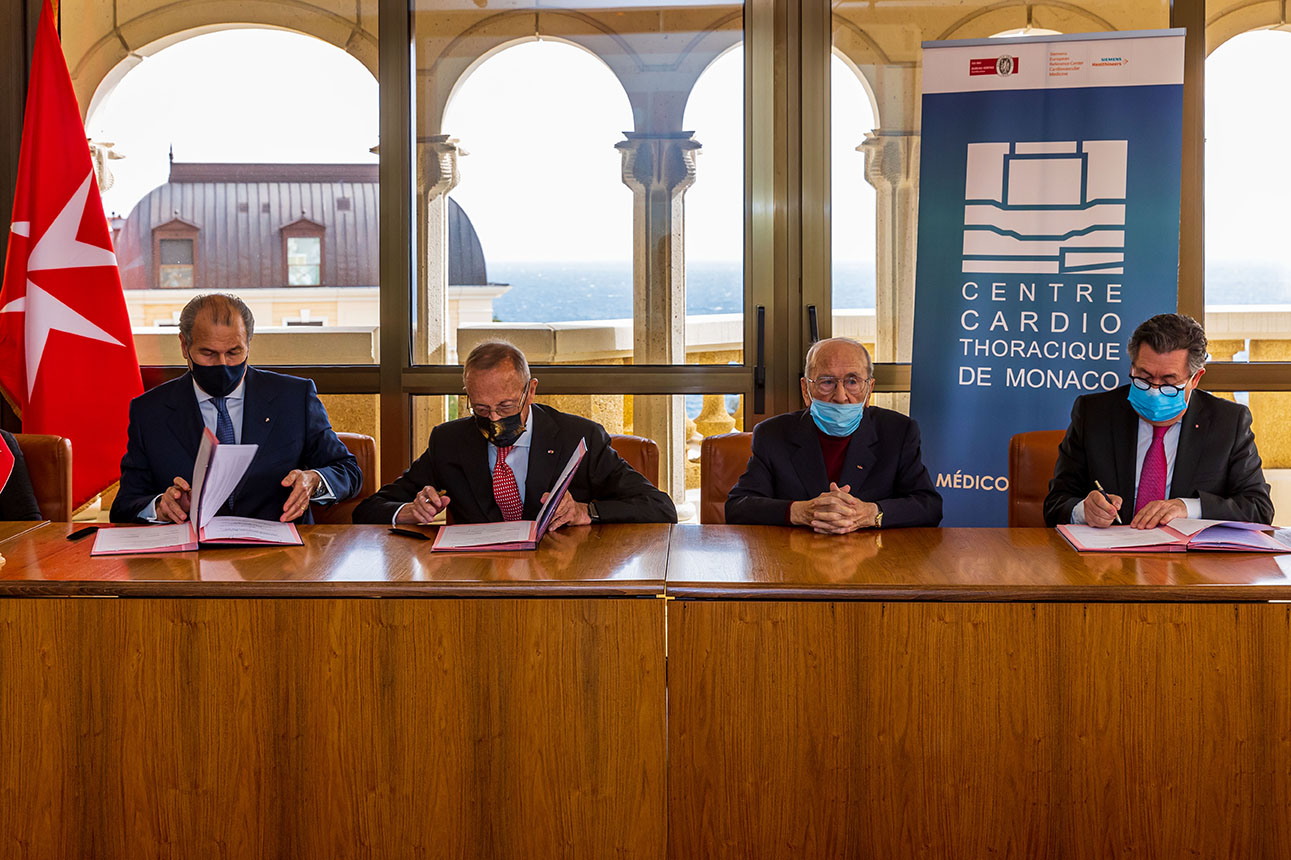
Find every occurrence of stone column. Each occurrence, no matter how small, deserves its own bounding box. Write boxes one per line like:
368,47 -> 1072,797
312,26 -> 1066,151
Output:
617,131 -> 701,500
859,128 -> 918,413
414,134 -> 461,435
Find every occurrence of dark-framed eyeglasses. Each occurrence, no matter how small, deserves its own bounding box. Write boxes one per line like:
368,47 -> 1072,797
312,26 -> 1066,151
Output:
1129,375 -> 1185,397
806,374 -> 872,396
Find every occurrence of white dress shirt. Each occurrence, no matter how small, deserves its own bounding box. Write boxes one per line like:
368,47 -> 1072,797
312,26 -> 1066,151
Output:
1070,418 -> 1203,524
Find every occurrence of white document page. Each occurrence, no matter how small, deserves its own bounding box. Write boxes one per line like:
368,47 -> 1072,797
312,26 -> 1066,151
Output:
92,523 -> 194,554
434,521 -> 534,549
1063,525 -> 1179,549
1170,518 -> 1269,536
197,443 -> 259,529
202,516 -> 299,543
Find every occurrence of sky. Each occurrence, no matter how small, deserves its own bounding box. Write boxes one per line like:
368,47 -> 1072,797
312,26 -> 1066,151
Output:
86,29 -> 876,265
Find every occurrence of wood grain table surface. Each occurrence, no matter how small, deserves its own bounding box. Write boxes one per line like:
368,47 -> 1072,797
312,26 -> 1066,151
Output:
665,524 -> 1291,601
0,522 -> 670,597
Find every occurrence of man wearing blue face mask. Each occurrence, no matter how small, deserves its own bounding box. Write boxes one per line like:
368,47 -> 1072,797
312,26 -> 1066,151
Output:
1044,313 -> 1272,529
110,293 -> 361,524
726,337 -> 942,531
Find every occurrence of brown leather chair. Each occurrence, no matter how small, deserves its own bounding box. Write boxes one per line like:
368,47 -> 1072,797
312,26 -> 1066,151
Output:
609,434 -> 659,487
1007,430 -> 1066,527
13,433 -> 73,522
699,431 -> 753,524
311,432 -> 377,525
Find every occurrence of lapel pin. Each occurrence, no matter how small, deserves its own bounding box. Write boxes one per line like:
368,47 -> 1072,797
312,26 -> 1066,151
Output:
265,417 -> 270,423
548,449 -> 555,454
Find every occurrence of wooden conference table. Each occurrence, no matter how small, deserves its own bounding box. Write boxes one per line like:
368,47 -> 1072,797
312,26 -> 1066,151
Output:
0,522 -> 1288,858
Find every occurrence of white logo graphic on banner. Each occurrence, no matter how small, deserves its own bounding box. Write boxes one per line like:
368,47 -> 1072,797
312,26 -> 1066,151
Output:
962,140 -> 1127,275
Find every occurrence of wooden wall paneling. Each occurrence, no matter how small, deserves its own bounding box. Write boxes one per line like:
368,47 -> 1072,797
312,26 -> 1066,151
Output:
0,596 -> 666,859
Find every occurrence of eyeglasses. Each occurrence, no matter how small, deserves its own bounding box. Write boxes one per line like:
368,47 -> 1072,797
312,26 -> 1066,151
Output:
805,374 -> 872,395
1129,375 -> 1185,397
469,383 -> 530,419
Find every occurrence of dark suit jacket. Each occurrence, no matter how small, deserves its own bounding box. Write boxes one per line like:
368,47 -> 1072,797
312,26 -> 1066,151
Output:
1043,386 -> 1273,526
352,403 -> 677,525
110,367 -> 361,524
726,407 -> 943,528
0,429 -> 42,521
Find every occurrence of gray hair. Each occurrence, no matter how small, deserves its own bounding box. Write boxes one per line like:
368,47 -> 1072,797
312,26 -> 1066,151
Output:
178,294 -> 255,347
463,340 -> 530,382
803,337 -> 873,379
1128,313 -> 1208,375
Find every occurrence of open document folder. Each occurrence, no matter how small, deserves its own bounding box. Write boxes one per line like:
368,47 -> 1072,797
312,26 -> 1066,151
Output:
92,428 -> 302,556
1058,518 -> 1291,554
431,438 -> 588,552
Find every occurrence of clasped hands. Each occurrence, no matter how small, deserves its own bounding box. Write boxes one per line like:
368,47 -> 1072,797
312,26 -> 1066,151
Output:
789,483 -> 879,534
1080,491 -> 1186,529
156,469 -> 322,524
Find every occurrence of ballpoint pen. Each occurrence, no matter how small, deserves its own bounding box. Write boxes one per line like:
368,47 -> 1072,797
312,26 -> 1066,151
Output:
1093,480 -> 1123,526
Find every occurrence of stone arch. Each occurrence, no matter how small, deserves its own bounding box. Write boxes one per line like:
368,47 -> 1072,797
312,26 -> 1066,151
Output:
69,0 -> 376,121
419,8 -> 741,137
831,46 -> 882,132
1207,3 -> 1291,55
935,2 -> 1117,41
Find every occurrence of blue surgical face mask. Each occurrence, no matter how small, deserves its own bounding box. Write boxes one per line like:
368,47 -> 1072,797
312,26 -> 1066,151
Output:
809,397 -> 865,437
1127,382 -> 1189,423
189,359 -> 247,398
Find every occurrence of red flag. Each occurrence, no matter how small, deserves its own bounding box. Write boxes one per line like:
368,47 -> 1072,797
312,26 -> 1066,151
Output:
0,2 -> 143,509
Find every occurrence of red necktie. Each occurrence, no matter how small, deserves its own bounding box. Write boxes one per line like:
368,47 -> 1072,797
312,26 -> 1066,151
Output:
1134,425 -> 1170,514
492,446 -> 524,521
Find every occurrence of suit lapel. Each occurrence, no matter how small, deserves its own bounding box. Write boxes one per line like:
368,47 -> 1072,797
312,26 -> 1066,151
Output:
239,368 -> 277,448
523,405 -> 560,516
840,413 -> 878,493
1171,393 -> 1206,496
166,376 -> 205,463
789,411 -> 830,497
462,421 -> 497,520
1110,393 -> 1139,500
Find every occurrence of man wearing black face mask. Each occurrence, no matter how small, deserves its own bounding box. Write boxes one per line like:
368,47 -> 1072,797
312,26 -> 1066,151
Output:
110,293 -> 361,524
352,340 -> 676,527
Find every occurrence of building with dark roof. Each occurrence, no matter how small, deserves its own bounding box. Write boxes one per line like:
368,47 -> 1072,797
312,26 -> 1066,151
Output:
113,161 -> 491,291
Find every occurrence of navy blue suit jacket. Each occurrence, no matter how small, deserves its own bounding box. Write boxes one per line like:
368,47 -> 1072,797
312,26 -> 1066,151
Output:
726,406 -> 943,528
110,367 -> 361,524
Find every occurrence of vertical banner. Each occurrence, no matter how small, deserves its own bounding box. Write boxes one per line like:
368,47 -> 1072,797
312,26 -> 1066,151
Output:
909,30 -> 1185,526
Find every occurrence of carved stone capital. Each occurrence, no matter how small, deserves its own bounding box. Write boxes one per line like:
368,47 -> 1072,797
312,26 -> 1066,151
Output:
859,130 -> 918,191
616,132 -> 702,197
417,133 -> 460,200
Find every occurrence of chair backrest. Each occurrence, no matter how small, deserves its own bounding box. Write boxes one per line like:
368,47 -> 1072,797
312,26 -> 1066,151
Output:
699,431 -> 753,524
13,433 -> 73,522
609,434 -> 659,487
1007,430 -> 1065,527
311,432 -> 377,524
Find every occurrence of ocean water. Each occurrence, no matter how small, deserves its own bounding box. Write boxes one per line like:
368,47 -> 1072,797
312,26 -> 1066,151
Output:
488,260 -> 877,322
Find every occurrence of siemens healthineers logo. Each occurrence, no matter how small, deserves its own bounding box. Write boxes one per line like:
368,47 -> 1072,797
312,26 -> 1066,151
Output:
961,140 -> 1127,275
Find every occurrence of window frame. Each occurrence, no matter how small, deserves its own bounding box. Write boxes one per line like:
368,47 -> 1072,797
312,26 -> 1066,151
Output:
281,218 -> 326,287
151,219 -> 199,289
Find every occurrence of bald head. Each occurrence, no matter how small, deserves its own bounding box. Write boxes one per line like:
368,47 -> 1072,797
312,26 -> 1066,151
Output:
804,338 -> 872,379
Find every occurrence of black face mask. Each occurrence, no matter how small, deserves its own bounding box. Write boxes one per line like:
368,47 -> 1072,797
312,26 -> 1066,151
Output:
189,360 -> 247,398
475,409 -> 527,448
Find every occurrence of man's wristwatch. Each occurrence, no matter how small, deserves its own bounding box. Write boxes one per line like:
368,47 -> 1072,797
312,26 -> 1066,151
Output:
588,500 -> 601,523
873,504 -> 884,529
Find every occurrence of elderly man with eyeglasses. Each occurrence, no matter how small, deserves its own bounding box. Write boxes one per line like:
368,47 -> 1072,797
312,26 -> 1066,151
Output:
726,336 -> 942,531
1044,313 -> 1272,529
352,340 -> 676,527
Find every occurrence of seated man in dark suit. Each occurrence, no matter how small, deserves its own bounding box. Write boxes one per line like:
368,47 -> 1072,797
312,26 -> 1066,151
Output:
353,341 -> 676,527
0,429 -> 43,521
110,294 -> 361,524
1044,313 -> 1273,529
726,337 -> 942,530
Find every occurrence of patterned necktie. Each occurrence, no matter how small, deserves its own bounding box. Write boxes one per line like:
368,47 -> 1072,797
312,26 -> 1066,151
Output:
212,396 -> 236,445
1134,425 -> 1170,514
492,446 -> 523,521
